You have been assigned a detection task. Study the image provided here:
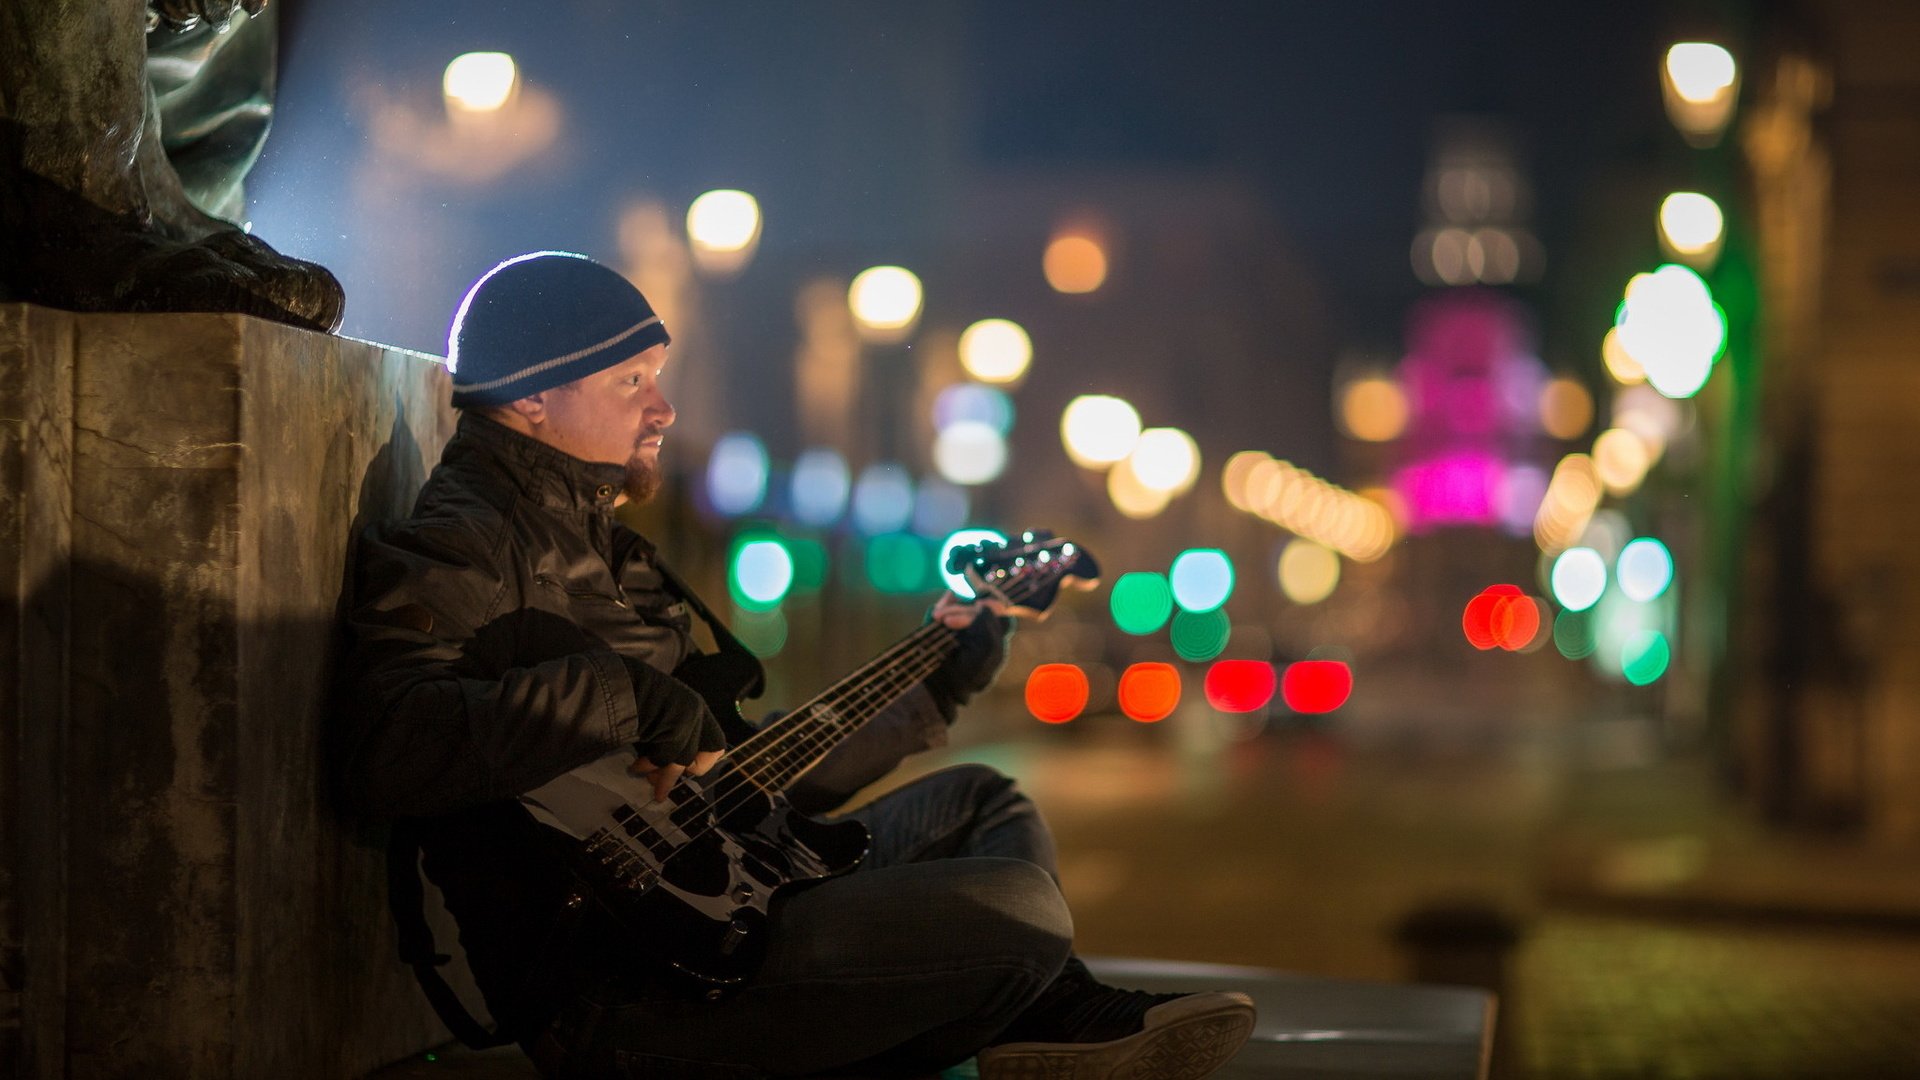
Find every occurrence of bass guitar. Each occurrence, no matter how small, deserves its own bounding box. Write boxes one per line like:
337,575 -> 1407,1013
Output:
518,531 -> 1099,996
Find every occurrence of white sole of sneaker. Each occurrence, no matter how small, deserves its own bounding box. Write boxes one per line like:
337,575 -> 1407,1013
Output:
975,991 -> 1257,1080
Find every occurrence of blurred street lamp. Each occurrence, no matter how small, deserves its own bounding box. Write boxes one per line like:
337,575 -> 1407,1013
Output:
1129,427 -> 1200,495
1657,192 -> 1726,269
1339,376 -> 1409,441
1044,232 -> 1108,294
686,189 -> 762,277
848,266 -> 922,343
1107,456 -> 1171,519
958,318 -> 1032,384
1060,394 -> 1140,468
1662,42 -> 1740,147
443,52 -> 518,114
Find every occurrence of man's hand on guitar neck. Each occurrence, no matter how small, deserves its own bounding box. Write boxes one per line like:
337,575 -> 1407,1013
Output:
931,590 -> 1010,630
925,592 -> 1015,723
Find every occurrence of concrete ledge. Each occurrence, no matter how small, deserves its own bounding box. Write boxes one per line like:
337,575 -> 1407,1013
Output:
365,958 -> 1493,1079
1,305 -> 465,1078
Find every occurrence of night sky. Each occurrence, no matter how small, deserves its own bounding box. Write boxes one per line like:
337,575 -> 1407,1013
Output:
254,1 -> 1677,415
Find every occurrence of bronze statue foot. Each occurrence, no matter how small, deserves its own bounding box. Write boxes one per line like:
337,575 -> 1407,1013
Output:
3,170 -> 345,333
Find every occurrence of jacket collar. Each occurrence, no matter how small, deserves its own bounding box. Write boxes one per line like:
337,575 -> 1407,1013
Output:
448,411 -> 629,512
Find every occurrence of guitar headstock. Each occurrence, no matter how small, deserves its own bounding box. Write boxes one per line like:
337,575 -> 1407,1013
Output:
946,529 -> 1101,619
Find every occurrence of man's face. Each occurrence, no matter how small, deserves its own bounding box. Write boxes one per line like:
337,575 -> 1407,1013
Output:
523,344 -> 676,503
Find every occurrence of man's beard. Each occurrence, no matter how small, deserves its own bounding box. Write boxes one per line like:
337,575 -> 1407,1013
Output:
623,441 -> 663,503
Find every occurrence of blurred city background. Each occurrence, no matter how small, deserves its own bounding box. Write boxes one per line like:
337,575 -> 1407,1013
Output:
249,3 -> 1920,1076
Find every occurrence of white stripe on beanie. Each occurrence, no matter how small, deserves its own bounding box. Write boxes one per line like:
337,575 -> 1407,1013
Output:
453,315 -> 662,393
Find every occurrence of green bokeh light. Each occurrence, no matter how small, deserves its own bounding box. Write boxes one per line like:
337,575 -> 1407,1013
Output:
1171,608 -> 1232,662
732,606 -> 789,658
1621,629 -> 1671,686
728,532 -> 792,611
786,535 -> 829,592
1554,609 -> 1597,660
1110,572 -> 1174,635
864,533 -> 934,594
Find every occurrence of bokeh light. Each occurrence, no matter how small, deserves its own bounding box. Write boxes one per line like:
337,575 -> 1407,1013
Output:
1538,377 -> 1594,440
1339,378 -> 1409,442
1616,263 -> 1726,399
731,606 -> 788,658
1110,571 -> 1173,635
1171,608 -> 1232,662
1106,454 -> 1172,519
1117,663 -> 1181,722
1592,428 -> 1653,496
1602,327 -> 1646,385
1205,661 -> 1277,713
706,431 -> 769,516
1128,427 -> 1200,494
1061,395 -> 1142,468
938,528 -> 1009,601
1666,43 -> 1737,103
1554,608 -> 1598,659
1169,548 -> 1234,612
933,421 -> 1008,486
786,536 -> 829,592
1551,548 -> 1608,612
1281,661 -> 1353,714
864,533 -> 933,593
1663,43 -> 1740,147
933,383 -> 1015,436
911,478 -> 970,538
851,463 -> 914,535
686,189 -> 762,274
443,52 -> 517,112
1617,537 -> 1675,602
848,266 -> 923,340
1621,629 -> 1672,685
1277,538 -> 1341,605
729,537 -> 794,610
1462,584 -> 1538,652
1025,664 -> 1090,724
790,448 -> 850,527
1659,192 -> 1725,263
958,319 -> 1033,384
1045,233 -> 1108,294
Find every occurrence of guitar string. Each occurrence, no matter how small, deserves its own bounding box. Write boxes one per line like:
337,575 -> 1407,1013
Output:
629,568 -> 1054,863
718,567 -> 1051,793
713,561 -> 1051,782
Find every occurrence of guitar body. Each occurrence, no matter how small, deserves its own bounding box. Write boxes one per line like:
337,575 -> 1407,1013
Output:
521,751 -> 869,992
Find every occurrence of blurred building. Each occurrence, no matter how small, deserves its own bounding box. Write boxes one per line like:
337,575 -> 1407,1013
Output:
1733,0 -> 1920,839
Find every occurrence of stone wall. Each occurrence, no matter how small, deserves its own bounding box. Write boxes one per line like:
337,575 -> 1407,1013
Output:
1,304 -> 471,1078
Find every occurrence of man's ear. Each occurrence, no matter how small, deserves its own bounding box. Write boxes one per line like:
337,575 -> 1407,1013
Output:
505,393 -> 546,425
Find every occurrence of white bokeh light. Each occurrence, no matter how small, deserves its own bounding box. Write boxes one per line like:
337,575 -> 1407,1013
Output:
1061,395 -> 1141,468
933,421 -> 1008,486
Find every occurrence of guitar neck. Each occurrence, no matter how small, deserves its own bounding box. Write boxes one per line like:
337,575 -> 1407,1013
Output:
727,620 -> 960,794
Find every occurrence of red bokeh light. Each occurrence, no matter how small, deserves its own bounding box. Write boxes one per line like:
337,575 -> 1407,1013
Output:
1281,660 -> 1353,714
1024,663 -> 1090,724
1204,660 -> 1278,713
1117,663 -> 1181,722
1463,584 -> 1540,651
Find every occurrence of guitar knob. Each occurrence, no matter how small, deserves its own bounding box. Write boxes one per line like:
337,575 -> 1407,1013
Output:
731,883 -> 754,905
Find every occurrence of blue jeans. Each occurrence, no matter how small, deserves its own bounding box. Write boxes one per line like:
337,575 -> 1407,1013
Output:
531,765 -> 1074,1078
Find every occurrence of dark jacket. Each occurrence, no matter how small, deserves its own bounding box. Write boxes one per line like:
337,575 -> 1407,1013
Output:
339,412 -> 951,1034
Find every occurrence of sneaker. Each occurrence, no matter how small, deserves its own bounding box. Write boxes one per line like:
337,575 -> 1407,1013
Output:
976,959 -> 1256,1079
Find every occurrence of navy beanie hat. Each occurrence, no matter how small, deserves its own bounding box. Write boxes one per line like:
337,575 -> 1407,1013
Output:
447,251 -> 672,409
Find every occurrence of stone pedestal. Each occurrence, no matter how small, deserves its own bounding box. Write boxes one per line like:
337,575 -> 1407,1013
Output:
1,304 -> 467,1078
